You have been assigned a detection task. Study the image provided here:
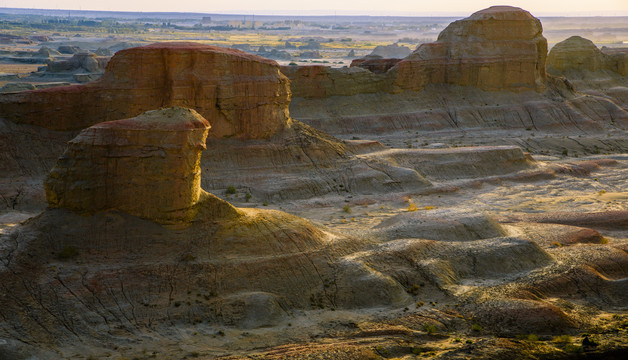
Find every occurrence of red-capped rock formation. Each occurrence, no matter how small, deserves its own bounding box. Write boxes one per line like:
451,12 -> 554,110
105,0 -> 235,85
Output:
44,107 -> 217,224
392,6 -> 547,92
0,42 -> 291,139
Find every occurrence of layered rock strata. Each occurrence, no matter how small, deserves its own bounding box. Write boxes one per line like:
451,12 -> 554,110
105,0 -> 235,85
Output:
0,42 -> 291,139
547,36 -> 628,77
392,6 -> 548,92
44,107 -> 212,224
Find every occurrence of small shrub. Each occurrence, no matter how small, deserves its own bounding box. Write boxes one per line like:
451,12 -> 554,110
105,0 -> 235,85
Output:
416,301 -> 424,307
553,335 -> 572,344
263,201 -> 268,206
342,205 -> 351,213
550,241 -> 562,248
424,205 -> 434,210
564,344 -> 583,353
245,193 -> 252,202
527,334 -> 539,342
471,323 -> 482,332
407,203 -> 418,212
465,339 -> 473,344
423,323 -> 436,335
225,185 -> 236,195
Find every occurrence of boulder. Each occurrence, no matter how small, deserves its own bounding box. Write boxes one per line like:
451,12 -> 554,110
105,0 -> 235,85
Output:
392,6 -> 548,92
0,42 -> 292,139
44,107 -> 212,224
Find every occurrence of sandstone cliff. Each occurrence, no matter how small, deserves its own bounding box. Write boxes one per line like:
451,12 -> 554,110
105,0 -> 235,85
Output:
283,7 -> 628,142
392,6 -> 547,92
44,107 -> 224,224
0,42 -> 291,139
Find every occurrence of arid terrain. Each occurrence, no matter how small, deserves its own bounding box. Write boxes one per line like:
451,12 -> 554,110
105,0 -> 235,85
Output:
0,5 -> 627,360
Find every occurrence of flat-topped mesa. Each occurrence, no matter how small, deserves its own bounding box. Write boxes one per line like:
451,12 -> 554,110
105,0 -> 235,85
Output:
0,42 -> 291,139
392,6 -> 547,92
44,107 -> 213,224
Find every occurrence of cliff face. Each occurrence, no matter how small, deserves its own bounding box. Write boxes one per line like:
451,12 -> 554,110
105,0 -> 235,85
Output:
44,107 -> 217,224
392,6 -> 547,92
547,36 -> 628,78
0,42 -> 291,139
547,36 -> 607,74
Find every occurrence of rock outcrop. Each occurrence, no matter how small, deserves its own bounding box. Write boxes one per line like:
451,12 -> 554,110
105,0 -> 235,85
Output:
547,36 -> 628,77
547,36 -> 607,74
44,107 -> 213,224
0,42 -> 291,139
392,6 -> 547,92
350,56 -> 402,74
283,7 -> 628,139
369,43 -> 411,59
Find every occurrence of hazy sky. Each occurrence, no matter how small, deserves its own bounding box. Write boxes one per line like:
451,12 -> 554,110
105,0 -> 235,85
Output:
2,0 -> 628,16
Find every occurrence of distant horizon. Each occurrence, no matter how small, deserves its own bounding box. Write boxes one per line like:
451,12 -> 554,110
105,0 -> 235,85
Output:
1,6 -> 628,18
1,0 -> 628,18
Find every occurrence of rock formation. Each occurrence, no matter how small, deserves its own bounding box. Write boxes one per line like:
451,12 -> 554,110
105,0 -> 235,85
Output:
392,6 -> 548,92
283,6 -> 628,139
547,36 -> 607,74
44,107 -> 213,224
547,36 -> 628,77
350,56 -> 402,74
369,43 -> 411,59
0,42 -> 291,139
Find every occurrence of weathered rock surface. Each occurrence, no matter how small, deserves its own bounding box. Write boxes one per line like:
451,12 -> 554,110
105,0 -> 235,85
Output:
44,107 -> 213,224
0,42 -> 291,139
392,6 -> 547,92
369,43 -> 411,59
547,36 -> 608,75
283,7 -> 628,139
350,57 -> 402,74
44,52 -> 108,74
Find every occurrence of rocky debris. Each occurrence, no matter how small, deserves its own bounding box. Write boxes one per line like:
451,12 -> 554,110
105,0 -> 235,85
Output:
33,46 -> 61,58
45,108 -> 213,224
257,47 -> 291,60
57,44 -> 81,54
369,43 -> 411,59
0,42 -> 292,139
93,47 -> 113,56
350,56 -> 402,74
392,6 -> 547,92
299,39 -> 321,50
299,50 -> 322,58
44,52 -> 108,73
0,83 -> 36,93
29,35 -> 50,42
0,34 -> 30,44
